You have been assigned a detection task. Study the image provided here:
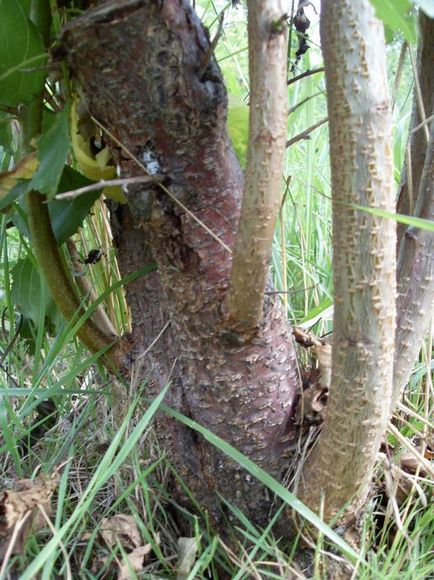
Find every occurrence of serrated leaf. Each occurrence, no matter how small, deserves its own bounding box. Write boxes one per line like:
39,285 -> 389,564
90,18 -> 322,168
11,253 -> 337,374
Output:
0,0 -> 47,107
11,257 -> 61,333
370,0 -> 417,44
7,172 -> 121,240
48,165 -> 101,244
11,166 -> 102,243
31,111 -> 70,198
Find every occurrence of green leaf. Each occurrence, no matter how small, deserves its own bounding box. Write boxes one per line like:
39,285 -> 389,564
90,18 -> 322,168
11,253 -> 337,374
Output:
11,257 -> 61,332
10,166 -> 102,243
353,204 -> 434,231
0,180 -> 31,212
48,165 -> 101,244
370,0 -> 417,44
31,111 -> 70,198
1,156 -> 100,242
384,25 -> 395,44
0,0 -> 47,107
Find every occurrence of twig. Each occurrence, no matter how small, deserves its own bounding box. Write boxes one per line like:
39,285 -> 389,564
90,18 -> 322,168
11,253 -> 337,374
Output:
286,117 -> 328,148
287,66 -> 324,86
55,175 -> 159,200
265,285 -> 317,295
91,116 -> 233,254
391,41 -> 408,112
0,311 -> 23,365
198,10 -> 225,79
410,112 -> 434,135
0,511 -> 33,578
388,421 -> 434,479
138,320 -> 171,360
67,240 -> 119,338
409,45 -> 430,144
288,90 -> 325,115
397,401 -> 434,430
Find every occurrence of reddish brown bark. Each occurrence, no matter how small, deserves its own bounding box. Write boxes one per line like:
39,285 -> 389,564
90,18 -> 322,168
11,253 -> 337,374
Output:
62,0 -> 300,528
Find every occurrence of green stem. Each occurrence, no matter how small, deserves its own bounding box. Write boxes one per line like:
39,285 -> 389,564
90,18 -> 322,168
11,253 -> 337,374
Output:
18,1 -> 119,371
26,190 -> 118,365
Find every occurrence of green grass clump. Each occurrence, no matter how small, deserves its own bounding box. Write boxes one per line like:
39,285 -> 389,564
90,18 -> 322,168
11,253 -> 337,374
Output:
0,3 -> 433,579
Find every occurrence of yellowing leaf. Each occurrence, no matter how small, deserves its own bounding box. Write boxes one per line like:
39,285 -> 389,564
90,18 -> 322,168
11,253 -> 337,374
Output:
95,146 -> 112,171
0,153 -> 38,199
176,537 -> 198,580
117,544 -> 153,580
102,185 -> 126,203
70,94 -> 127,203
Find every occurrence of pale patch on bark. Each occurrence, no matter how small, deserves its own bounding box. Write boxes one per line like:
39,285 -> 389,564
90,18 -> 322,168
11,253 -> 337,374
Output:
300,0 -> 396,523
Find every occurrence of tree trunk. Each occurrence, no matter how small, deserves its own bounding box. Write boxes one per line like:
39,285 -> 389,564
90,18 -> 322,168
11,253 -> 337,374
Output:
393,122 -> 434,409
396,13 -> 434,244
61,0 -> 430,537
393,13 -> 434,409
299,0 -> 396,524
62,0 -> 300,529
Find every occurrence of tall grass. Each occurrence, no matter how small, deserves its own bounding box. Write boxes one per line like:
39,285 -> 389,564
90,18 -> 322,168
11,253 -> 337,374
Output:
0,1 -> 432,578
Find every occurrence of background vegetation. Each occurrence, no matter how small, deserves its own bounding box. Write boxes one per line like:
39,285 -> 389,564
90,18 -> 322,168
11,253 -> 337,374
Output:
0,1 -> 432,578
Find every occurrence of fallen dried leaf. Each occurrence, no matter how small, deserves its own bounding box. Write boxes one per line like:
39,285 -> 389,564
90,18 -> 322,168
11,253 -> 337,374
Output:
118,543 -> 153,580
400,447 -> 430,477
176,537 -> 198,580
0,473 -> 59,560
100,514 -> 141,551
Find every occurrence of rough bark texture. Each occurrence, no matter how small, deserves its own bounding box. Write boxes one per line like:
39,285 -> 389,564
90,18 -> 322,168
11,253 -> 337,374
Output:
392,14 -> 434,409
300,0 -> 396,522
393,122 -> 434,409
396,13 -> 434,243
62,0 -> 300,530
225,0 -> 288,339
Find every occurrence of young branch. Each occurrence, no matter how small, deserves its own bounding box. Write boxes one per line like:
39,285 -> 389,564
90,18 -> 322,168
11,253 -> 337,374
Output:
286,117 -> 328,148
300,0 -> 396,523
287,66 -> 324,86
224,0 -> 289,340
